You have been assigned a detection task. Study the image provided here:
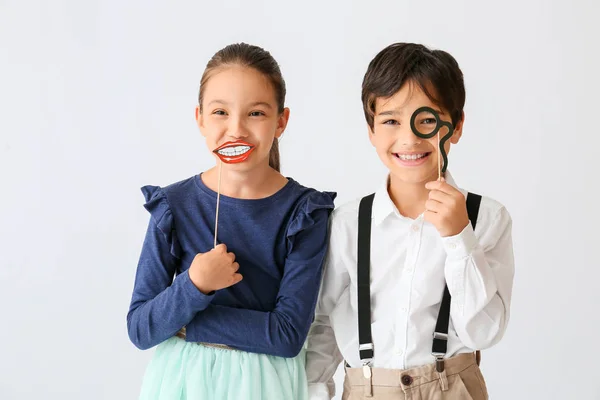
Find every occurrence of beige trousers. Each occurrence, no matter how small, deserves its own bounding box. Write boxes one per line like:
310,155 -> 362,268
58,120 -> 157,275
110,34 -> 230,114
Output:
342,352 -> 488,400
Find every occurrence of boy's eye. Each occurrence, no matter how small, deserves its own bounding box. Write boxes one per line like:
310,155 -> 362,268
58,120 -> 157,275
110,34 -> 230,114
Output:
383,119 -> 399,125
213,110 -> 227,116
249,111 -> 266,117
420,118 -> 436,125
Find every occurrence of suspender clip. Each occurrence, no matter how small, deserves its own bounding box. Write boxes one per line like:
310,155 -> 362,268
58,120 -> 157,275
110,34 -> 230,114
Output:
359,343 -> 374,351
433,353 -> 445,372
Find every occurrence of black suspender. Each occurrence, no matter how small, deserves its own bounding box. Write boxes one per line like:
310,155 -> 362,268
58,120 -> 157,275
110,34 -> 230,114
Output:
357,193 -> 376,363
357,192 -> 482,371
431,192 -> 482,371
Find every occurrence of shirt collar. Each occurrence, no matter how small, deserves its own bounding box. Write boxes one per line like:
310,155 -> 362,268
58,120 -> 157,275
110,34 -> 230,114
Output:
371,170 -> 460,226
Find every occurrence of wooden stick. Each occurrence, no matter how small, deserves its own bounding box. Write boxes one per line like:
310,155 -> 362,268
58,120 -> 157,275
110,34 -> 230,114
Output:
214,159 -> 222,248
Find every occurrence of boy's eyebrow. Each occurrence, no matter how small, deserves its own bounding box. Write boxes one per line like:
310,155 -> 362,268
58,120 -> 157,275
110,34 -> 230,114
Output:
377,109 -> 402,116
206,100 -> 273,109
377,107 -> 445,117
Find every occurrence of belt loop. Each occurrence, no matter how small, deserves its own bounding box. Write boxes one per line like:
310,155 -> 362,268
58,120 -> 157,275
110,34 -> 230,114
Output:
362,364 -> 373,397
476,350 -> 481,366
438,368 -> 449,391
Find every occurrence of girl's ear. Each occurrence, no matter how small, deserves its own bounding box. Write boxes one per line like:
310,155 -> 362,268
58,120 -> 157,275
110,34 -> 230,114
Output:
196,105 -> 206,137
275,107 -> 290,139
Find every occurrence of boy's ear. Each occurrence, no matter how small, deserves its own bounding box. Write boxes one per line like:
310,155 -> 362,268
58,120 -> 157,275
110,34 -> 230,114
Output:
368,123 -> 376,146
450,111 -> 464,144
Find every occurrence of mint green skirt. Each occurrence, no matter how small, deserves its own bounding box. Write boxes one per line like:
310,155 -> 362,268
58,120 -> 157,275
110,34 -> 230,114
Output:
139,337 -> 308,400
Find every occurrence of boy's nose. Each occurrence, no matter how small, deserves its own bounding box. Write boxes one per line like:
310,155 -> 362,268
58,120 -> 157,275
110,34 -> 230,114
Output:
397,127 -> 422,146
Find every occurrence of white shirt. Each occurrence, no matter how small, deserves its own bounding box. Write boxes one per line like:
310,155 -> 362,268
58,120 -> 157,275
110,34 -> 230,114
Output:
305,172 -> 515,399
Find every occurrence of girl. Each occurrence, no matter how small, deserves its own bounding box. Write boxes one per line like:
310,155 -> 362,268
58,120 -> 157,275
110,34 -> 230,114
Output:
127,42 -> 336,399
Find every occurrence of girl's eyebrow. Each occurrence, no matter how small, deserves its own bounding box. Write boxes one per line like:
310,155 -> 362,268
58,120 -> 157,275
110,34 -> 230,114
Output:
207,99 -> 228,107
206,100 -> 273,109
249,101 -> 273,109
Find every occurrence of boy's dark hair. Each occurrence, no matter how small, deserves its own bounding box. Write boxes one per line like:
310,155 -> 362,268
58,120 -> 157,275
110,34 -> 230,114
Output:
361,43 -> 465,130
198,43 -> 285,172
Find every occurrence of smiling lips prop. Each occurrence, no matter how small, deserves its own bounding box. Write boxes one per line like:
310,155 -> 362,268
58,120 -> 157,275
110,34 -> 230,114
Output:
211,140 -> 256,248
213,140 -> 255,164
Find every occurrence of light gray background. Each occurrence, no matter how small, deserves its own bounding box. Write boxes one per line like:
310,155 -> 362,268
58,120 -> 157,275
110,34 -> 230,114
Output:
1,0 -> 599,399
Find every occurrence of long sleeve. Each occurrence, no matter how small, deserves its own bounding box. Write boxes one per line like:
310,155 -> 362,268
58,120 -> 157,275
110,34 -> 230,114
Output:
126,186 -> 214,350
185,192 -> 335,358
442,205 -> 515,350
305,216 -> 347,400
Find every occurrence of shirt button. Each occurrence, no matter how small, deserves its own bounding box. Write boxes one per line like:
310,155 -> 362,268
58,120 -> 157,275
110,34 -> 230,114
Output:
411,225 -> 419,232
395,348 -> 403,356
448,243 -> 457,249
401,375 -> 413,385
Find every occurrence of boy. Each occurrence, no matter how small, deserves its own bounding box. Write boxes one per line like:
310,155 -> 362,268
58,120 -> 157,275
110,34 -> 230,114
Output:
305,43 -> 514,399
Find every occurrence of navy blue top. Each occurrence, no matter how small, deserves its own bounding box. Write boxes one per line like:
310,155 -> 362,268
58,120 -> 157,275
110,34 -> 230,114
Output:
127,174 -> 336,357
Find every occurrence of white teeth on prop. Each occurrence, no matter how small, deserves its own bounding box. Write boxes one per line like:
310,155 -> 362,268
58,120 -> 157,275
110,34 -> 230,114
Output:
398,153 -> 427,160
218,145 -> 251,156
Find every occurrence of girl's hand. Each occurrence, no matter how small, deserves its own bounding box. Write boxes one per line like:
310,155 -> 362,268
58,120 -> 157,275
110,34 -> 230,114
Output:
189,244 -> 242,294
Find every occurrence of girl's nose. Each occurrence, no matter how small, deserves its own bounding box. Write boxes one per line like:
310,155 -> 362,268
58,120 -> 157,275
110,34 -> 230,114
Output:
228,118 -> 249,139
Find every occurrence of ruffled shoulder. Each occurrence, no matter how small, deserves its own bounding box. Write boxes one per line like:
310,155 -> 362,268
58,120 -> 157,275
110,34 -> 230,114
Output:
287,190 -> 337,240
141,185 -> 182,260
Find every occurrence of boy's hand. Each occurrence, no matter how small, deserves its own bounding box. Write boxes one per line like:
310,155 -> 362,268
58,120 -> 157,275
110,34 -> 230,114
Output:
424,178 -> 469,237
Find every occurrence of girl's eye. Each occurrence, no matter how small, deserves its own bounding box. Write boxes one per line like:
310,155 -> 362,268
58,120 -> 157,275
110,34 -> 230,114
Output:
213,110 -> 227,116
249,111 -> 265,117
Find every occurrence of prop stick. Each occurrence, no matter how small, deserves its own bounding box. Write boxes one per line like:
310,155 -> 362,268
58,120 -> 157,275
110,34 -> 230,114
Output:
211,139 -> 256,248
214,159 -> 222,248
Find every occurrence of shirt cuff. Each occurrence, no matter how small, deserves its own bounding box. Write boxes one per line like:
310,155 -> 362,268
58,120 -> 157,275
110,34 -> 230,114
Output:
176,269 -> 215,311
308,383 -> 331,400
442,222 -> 478,260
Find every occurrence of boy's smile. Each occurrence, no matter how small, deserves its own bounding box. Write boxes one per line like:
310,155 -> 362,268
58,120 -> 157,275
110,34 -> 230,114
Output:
393,151 -> 432,166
